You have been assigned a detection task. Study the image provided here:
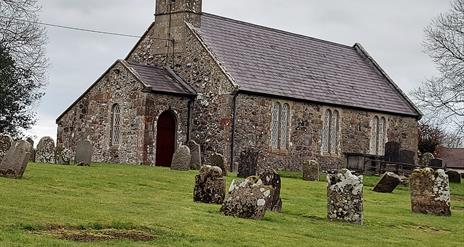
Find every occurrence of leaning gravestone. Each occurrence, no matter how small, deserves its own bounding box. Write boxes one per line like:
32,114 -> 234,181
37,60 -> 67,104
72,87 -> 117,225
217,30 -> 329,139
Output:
303,160 -> 320,181
187,140 -> 201,170
209,153 -> 227,176
446,170 -> 461,183
373,172 -> 402,193
36,137 -> 55,163
193,165 -> 225,204
410,168 -> 451,216
327,169 -> 364,224
171,145 -> 191,171
0,140 -> 32,179
238,148 -> 260,178
220,176 -> 273,220
384,142 -> 401,162
0,134 -> 13,163
55,146 -> 73,165
258,167 -> 282,212
75,139 -> 93,166
421,152 -> 435,167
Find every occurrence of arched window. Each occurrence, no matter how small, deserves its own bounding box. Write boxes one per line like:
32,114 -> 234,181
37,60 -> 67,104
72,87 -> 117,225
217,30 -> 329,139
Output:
271,102 -> 281,149
110,104 -> 121,146
321,109 -> 340,155
370,116 -> 387,155
270,101 -> 291,151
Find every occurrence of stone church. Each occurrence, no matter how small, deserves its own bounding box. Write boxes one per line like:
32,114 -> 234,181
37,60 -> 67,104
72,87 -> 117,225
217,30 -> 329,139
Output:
56,0 -> 421,171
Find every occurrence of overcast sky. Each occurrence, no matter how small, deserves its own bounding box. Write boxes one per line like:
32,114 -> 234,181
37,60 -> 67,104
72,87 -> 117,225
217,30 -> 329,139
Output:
27,0 -> 452,142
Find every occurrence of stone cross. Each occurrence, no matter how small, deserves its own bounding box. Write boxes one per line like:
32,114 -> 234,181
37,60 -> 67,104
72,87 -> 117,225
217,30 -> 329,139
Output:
258,167 -> 282,212
238,148 -> 260,178
187,140 -> 201,170
193,165 -> 225,204
171,145 -> 191,171
327,169 -> 364,224
373,172 -> 401,193
0,134 -> 13,163
0,140 -> 32,179
410,168 -> 451,216
36,136 -> 56,163
209,153 -> 227,176
75,139 -> 93,166
303,160 -> 320,181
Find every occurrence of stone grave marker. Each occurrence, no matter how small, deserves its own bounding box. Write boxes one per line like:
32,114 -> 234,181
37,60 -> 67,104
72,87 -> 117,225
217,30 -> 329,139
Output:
399,150 -> 416,165
187,140 -> 201,170
220,177 -> 273,220
421,152 -> 435,167
373,172 -> 402,193
258,167 -> 282,212
384,142 -> 401,162
0,134 -> 13,163
193,165 -> 225,204
446,170 -> 461,183
75,139 -> 93,166
171,145 -> 191,171
55,146 -> 73,165
36,137 -> 56,163
410,168 -> 451,216
327,169 -> 364,224
238,148 -> 260,178
303,160 -> 320,181
26,138 -> 35,162
209,153 -> 227,176
430,159 -> 444,169
0,140 -> 32,179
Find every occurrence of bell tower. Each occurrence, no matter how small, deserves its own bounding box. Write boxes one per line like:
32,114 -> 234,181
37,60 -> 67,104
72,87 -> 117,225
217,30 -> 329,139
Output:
155,0 -> 202,16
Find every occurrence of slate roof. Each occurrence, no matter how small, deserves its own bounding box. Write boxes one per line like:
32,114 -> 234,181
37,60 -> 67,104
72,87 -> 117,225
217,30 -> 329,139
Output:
126,62 -> 196,96
439,148 -> 464,169
194,13 -> 420,117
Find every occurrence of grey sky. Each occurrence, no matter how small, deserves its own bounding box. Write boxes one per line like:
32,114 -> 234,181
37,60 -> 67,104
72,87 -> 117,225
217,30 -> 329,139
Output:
28,0 -> 452,141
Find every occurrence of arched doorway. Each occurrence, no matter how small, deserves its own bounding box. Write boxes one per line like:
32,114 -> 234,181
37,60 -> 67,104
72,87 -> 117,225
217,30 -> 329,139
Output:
155,111 -> 177,167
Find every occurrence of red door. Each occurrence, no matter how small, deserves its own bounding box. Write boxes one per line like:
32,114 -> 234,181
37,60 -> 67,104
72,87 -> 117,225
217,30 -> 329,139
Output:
155,111 -> 176,167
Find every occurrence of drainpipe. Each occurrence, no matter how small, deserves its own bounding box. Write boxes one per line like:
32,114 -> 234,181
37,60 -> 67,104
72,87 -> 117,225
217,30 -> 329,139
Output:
230,92 -> 239,172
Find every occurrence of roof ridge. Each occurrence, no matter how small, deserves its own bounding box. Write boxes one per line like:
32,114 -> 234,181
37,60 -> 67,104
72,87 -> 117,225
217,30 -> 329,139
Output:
201,12 -> 354,49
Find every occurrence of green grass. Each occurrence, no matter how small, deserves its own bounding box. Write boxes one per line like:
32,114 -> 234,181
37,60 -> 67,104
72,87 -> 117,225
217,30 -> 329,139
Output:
0,164 -> 462,247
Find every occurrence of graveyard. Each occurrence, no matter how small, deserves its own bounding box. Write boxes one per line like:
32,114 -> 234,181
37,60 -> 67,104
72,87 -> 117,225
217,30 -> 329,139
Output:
0,163 -> 462,246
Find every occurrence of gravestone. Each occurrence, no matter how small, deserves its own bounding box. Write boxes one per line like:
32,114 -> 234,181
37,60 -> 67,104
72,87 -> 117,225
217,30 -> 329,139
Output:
446,170 -> 461,183
430,159 -> 444,169
258,167 -> 282,212
327,169 -> 364,224
421,152 -> 435,167
55,146 -> 73,165
238,148 -> 260,178
399,150 -> 415,165
384,142 -> 401,162
187,140 -> 201,170
410,168 -> 451,216
303,160 -> 320,181
0,140 -> 32,179
373,172 -> 402,193
220,177 -> 273,220
193,165 -> 225,204
209,153 -> 227,176
171,145 -> 191,171
26,138 -> 35,162
0,134 -> 13,163
75,139 -> 93,166
36,137 -> 55,163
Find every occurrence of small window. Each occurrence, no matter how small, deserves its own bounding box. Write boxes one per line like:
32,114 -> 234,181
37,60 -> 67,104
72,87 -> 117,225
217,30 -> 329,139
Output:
270,101 -> 290,151
370,116 -> 387,155
110,104 -> 121,146
321,109 -> 340,155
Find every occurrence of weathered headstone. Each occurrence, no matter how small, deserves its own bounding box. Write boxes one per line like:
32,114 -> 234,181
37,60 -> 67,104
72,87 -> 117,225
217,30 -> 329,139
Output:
0,140 -> 32,179
410,168 -> 451,216
220,177 -> 273,220
430,159 -> 444,169
327,169 -> 364,224
171,145 -> 191,171
303,160 -> 320,181
187,140 -> 201,170
421,152 -> 435,167
36,137 -> 55,163
193,165 -> 225,204
0,134 -> 13,163
446,170 -> 461,183
55,146 -> 73,165
75,139 -> 93,166
209,153 -> 227,176
238,148 -> 260,178
399,150 -> 416,165
258,167 -> 282,212
26,138 -> 35,162
384,142 -> 401,162
373,172 -> 402,193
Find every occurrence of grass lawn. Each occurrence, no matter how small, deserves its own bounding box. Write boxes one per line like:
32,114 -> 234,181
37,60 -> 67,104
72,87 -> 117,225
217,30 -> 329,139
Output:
0,164 -> 462,247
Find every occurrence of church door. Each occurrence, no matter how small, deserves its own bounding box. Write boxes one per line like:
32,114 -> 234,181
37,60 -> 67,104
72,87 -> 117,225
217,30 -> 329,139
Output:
155,111 -> 176,167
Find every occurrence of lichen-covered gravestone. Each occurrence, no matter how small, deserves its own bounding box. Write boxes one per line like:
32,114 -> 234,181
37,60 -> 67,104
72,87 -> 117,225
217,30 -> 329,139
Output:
171,145 -> 191,171
0,134 -> 13,163
193,165 -> 225,204
36,137 -> 56,163
303,160 -> 320,181
55,146 -> 73,165
187,140 -> 201,170
209,153 -> 227,176
446,170 -> 461,184
421,152 -> 435,167
220,177 -> 273,220
75,139 -> 93,166
0,140 -> 32,179
238,148 -> 260,178
410,168 -> 451,216
327,169 -> 364,224
258,167 -> 282,212
373,172 -> 401,193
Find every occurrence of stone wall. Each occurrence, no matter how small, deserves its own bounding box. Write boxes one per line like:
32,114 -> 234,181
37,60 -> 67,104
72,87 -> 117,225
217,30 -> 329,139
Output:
233,93 -> 419,171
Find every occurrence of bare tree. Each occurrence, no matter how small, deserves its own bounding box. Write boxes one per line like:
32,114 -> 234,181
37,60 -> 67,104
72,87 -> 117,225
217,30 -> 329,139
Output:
413,0 -> 464,145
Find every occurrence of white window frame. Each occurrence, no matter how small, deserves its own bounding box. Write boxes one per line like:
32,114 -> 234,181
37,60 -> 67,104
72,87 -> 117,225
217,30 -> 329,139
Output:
370,115 -> 388,155
110,104 -> 121,146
